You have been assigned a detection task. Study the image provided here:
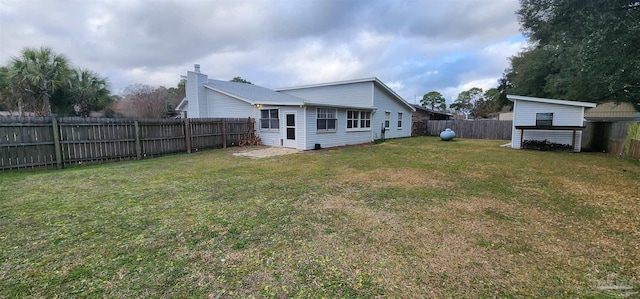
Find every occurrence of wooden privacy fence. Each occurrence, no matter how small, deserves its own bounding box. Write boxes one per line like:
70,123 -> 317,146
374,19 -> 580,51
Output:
0,116 -> 255,171
413,119 -> 513,140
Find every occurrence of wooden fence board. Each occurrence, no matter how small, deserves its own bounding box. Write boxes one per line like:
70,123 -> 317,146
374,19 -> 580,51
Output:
629,140 -> 640,160
414,120 -> 513,140
0,117 -> 255,171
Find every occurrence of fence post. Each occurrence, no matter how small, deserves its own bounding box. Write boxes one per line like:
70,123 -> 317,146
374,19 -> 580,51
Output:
134,120 -> 142,159
222,118 -> 227,148
51,117 -> 63,169
184,115 -> 191,154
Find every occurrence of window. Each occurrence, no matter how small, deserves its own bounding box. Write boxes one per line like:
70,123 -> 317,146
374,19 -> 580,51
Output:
260,109 -> 279,130
536,113 -> 553,126
384,111 -> 390,128
317,108 -> 336,131
397,112 -> 403,128
347,110 -> 371,129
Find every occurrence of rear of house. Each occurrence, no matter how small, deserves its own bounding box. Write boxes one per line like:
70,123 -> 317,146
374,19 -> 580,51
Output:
178,65 -> 415,150
276,79 -> 414,146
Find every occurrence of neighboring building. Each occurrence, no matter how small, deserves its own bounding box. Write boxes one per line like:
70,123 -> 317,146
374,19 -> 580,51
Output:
584,101 -> 640,121
508,95 -> 596,152
0,111 -> 37,117
497,111 -> 513,121
411,104 -> 452,122
177,65 -> 415,150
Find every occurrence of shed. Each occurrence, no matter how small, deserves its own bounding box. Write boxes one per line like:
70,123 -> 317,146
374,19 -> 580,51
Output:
508,95 -> 596,152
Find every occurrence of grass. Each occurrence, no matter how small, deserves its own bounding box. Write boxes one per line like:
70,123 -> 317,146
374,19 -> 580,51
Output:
1,137 -> 639,298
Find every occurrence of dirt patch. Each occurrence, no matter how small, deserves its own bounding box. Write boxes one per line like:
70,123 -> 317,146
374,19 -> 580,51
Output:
232,146 -> 300,158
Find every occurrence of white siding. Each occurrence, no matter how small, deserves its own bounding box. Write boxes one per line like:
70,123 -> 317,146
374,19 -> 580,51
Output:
372,85 -> 413,139
186,71 -> 209,118
256,105 -> 281,147
205,89 -> 254,118
256,106 -> 306,148
511,100 -> 586,151
259,130 -> 281,147
279,82 -> 373,107
303,106 -> 372,150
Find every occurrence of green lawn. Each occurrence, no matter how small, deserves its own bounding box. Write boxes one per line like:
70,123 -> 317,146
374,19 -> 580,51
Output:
1,137 -> 639,298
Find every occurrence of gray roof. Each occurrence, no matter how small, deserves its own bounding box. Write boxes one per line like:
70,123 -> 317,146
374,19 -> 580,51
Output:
507,95 -> 596,108
204,79 -> 374,110
204,79 -> 305,106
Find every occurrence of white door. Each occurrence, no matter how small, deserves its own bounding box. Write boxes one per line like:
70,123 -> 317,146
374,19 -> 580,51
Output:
283,113 -> 296,148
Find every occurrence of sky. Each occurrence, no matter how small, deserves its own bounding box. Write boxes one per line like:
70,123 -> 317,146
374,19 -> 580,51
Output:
0,0 -> 526,106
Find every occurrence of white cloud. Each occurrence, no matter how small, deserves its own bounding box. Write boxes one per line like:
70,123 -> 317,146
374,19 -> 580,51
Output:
268,39 -> 364,85
0,0 -> 525,99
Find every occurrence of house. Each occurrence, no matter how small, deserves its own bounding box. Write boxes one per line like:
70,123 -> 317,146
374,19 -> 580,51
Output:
177,65 -> 415,150
508,95 -> 596,152
411,104 -> 452,122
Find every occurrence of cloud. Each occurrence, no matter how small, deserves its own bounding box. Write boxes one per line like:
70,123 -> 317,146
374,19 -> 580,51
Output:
0,0 -> 525,103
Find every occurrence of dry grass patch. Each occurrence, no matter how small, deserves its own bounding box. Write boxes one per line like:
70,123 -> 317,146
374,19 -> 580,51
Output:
334,167 -> 454,189
555,176 -> 640,212
1,137 -> 639,298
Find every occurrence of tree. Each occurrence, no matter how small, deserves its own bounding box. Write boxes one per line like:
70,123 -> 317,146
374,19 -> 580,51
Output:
480,88 -> 502,116
420,91 -> 447,111
117,84 -> 165,118
501,45 -> 560,99
165,79 -> 186,117
0,66 -> 12,111
496,77 -> 513,111
1,47 -> 114,116
230,76 -> 252,84
7,47 -> 71,115
116,84 -> 175,118
451,87 -> 484,119
504,0 -> 640,105
65,69 -> 111,117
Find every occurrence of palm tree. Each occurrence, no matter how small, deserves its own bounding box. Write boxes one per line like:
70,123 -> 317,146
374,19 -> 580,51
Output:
67,69 -> 111,117
8,47 -> 71,115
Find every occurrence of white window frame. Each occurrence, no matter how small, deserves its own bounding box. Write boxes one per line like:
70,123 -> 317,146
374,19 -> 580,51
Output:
260,109 -> 279,130
317,108 -> 337,132
397,112 -> 403,129
384,111 -> 391,129
536,112 -> 553,126
346,110 -> 371,131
